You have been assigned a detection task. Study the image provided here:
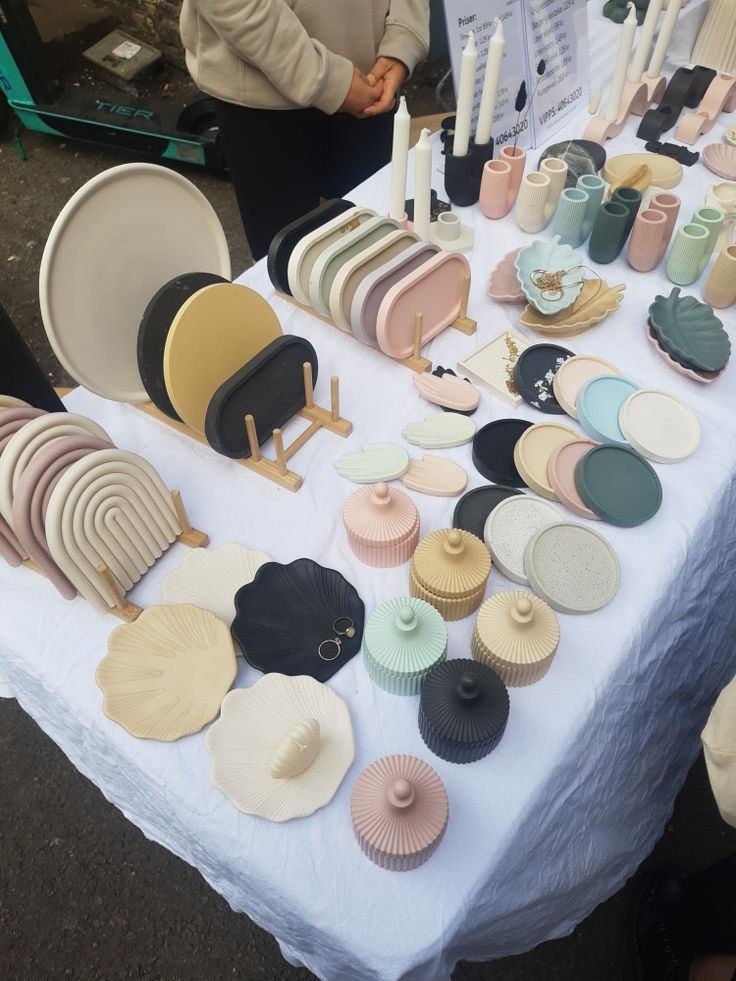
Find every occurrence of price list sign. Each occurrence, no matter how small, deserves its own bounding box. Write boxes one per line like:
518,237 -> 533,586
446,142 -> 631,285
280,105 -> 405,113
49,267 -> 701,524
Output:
442,0 -> 589,150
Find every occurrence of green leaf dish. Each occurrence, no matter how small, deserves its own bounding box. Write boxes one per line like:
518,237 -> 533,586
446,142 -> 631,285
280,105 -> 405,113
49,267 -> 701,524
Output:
648,288 -> 730,374
515,236 -> 585,316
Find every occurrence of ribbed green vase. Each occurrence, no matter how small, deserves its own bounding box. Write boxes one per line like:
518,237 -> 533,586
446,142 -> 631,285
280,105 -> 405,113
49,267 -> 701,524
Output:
363,597 -> 448,695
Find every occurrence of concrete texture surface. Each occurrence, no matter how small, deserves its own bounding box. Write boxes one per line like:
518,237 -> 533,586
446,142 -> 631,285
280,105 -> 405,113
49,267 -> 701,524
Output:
1,11 -> 735,981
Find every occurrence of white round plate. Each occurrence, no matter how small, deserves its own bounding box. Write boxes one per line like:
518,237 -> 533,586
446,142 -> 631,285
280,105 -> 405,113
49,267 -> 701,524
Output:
0,412 -> 110,524
618,389 -> 701,464
484,495 -> 562,585
524,522 -> 621,614
162,543 -> 272,627
39,163 -> 231,403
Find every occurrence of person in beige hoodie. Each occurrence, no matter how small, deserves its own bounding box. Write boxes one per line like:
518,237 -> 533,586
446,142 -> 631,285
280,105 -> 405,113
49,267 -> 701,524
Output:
180,0 -> 430,258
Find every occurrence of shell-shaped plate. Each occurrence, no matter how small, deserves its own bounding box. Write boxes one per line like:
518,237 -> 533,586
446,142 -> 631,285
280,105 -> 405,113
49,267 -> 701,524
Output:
648,288 -> 730,374
96,604 -> 237,741
162,543 -> 272,626
334,442 -> 410,483
703,143 -> 736,181
351,754 -> 448,869
232,558 -> 365,682
402,412 -> 476,449
411,528 -> 490,598
206,673 -> 355,822
515,236 -> 584,315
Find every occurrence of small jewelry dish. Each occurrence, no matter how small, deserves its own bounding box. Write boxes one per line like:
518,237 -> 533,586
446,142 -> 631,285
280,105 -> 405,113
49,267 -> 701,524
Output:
207,673 -> 354,822
97,604 -> 237,741
363,597 -> 447,695
409,528 -> 491,621
161,543 -> 272,627
472,591 -> 560,686
703,143 -> 736,181
524,523 -> 621,614
351,754 -> 448,869
418,658 -> 510,763
575,444 -> 662,527
457,330 -> 530,406
648,289 -> 730,375
484,495 -> 562,585
232,558 -> 365,682
515,236 -> 584,315
342,482 -> 420,567
518,279 -> 626,336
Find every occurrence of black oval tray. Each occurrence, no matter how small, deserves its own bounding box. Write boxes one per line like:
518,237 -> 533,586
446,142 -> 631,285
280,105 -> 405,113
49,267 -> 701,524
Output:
267,199 -> 355,295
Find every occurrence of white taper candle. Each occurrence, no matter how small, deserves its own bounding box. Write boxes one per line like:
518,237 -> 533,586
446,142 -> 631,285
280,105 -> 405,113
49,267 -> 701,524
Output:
388,96 -> 411,221
604,4 -> 638,122
453,31 -> 477,157
629,0 -> 663,82
646,0 -> 683,79
413,128 -> 433,242
475,20 -> 505,146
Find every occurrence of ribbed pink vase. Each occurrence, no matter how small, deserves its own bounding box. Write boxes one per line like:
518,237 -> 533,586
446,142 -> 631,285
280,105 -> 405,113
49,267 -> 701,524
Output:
628,208 -> 670,271
350,754 -> 449,871
650,192 -> 681,245
479,146 -> 526,219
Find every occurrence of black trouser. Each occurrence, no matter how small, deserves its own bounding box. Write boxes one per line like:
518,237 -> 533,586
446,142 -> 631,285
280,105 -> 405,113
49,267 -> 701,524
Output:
675,854 -> 736,956
214,100 -> 395,260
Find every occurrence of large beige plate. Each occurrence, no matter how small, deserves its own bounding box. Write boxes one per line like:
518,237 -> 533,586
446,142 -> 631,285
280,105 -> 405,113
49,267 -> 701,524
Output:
97,604 -> 237,741
39,163 -> 231,403
164,283 -> 282,433
602,153 -> 683,189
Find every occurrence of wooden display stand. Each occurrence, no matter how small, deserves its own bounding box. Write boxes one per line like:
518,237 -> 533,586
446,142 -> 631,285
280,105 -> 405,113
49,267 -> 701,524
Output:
22,489 -> 208,622
136,363 -> 352,493
280,275 -> 477,376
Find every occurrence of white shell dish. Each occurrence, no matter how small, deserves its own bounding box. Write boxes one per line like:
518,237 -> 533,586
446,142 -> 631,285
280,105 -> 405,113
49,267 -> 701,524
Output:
206,673 -> 355,822
484,495 -> 562,585
162,543 -> 272,626
39,163 -> 231,402
97,604 -> 237,741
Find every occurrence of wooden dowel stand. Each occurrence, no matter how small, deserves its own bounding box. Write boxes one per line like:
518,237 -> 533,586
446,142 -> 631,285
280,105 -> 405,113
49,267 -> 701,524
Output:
97,563 -> 143,622
453,275 -> 477,334
171,490 -> 209,548
401,313 -> 432,373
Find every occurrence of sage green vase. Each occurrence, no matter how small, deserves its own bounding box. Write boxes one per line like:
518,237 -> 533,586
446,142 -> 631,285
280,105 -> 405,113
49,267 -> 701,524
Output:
588,202 -> 630,264
666,223 -> 712,286
610,186 -> 642,238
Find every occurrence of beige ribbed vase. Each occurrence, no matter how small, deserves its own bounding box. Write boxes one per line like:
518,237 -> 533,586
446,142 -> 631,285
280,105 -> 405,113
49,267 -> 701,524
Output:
691,0 -> 736,73
703,245 -> 736,308
515,159 -> 568,234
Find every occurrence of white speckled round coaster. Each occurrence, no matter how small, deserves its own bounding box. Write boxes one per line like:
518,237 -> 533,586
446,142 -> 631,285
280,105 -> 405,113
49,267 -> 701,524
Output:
484,495 -> 562,585
524,522 -> 620,615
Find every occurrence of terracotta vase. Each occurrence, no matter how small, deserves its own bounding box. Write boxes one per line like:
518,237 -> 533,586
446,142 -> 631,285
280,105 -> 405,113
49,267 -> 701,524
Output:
479,146 -> 526,219
628,208 -> 670,271
703,245 -> 736,307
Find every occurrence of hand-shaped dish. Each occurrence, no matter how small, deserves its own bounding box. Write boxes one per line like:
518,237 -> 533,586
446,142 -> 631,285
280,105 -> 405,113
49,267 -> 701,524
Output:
400,455 -> 468,496
402,412 -> 476,449
412,372 -> 480,412
334,442 -> 410,483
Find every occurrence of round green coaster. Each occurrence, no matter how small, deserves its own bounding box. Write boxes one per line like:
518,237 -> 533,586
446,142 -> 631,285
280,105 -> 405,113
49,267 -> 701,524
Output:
575,444 -> 662,527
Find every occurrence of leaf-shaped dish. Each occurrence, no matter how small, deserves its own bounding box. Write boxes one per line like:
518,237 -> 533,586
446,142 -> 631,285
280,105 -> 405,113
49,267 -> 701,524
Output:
487,248 -> 524,303
515,236 -> 584,315
519,279 -> 626,334
161,543 -> 272,626
350,242 -> 439,347
232,558 -> 365,682
287,207 -> 375,305
97,604 -> 237,741
376,252 -> 471,359
703,144 -> 736,181
308,217 -> 399,317
402,412 -> 476,448
329,229 -> 418,332
648,288 -> 730,373
204,335 -> 318,459
267,198 -> 354,296
646,322 -> 727,383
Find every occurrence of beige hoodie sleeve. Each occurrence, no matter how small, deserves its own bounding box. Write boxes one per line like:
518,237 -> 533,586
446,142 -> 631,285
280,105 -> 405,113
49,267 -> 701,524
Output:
379,0 -> 431,77
191,0 -> 354,114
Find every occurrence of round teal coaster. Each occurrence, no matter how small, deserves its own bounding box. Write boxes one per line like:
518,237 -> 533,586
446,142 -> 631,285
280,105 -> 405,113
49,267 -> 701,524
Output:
363,597 -> 447,696
575,444 -> 662,527
576,375 -> 640,445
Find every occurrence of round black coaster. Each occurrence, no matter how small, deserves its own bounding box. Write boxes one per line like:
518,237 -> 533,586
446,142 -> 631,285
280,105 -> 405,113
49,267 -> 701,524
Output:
137,271 -> 227,421
452,485 -> 524,540
513,343 -> 575,415
472,419 -> 533,487
418,659 -> 510,764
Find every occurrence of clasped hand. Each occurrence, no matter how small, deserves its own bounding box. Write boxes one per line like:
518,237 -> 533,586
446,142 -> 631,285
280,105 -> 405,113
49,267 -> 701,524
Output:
339,57 -> 408,118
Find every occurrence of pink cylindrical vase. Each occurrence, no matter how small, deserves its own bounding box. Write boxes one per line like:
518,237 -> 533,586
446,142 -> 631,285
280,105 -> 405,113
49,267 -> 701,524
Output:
628,208 -> 669,271
480,160 -> 513,219
650,192 -> 681,246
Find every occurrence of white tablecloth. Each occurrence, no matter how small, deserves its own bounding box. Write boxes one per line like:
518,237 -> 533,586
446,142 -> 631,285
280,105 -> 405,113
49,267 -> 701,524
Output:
2,7 -> 736,980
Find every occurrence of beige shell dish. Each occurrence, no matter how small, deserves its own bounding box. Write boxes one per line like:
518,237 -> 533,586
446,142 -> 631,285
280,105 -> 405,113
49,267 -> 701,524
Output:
409,528 -> 491,621
472,591 -> 560,687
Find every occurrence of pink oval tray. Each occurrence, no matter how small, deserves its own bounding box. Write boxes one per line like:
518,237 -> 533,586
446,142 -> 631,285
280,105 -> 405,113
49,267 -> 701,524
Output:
350,242 -> 439,347
376,252 -> 472,360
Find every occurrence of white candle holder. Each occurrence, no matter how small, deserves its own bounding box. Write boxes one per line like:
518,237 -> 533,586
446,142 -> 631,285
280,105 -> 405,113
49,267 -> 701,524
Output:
429,212 -> 475,253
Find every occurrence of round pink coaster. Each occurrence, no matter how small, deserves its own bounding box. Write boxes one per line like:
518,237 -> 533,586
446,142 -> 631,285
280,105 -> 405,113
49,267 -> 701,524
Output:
547,439 -> 600,521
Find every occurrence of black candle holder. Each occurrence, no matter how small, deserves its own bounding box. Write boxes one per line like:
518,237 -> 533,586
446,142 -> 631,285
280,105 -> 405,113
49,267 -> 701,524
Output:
637,66 -> 717,142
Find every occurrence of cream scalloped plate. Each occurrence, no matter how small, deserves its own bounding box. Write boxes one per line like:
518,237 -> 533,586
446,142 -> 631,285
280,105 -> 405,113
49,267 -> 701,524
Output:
97,604 -> 237,741
162,543 -> 272,626
39,164 -> 231,403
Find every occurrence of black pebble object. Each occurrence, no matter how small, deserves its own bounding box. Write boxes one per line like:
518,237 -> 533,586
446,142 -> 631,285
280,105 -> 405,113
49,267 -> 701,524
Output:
418,659 -> 510,763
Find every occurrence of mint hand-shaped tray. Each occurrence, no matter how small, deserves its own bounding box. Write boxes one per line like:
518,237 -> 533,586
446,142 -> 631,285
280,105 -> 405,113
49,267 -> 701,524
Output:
334,443 -> 410,483
402,412 -> 476,448
648,287 -> 730,374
